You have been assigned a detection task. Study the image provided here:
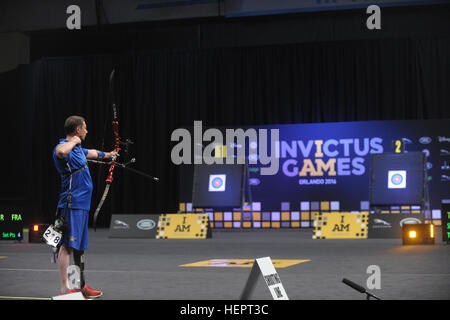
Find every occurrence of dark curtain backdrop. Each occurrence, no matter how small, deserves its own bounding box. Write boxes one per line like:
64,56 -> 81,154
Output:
1,37 -> 450,227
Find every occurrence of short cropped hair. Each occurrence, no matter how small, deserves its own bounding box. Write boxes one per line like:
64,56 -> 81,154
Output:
64,115 -> 86,135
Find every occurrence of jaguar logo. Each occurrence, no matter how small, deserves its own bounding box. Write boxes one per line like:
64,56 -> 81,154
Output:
113,220 -> 130,229
373,219 -> 391,227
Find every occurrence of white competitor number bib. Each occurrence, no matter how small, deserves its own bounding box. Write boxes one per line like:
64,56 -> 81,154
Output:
43,225 -> 62,247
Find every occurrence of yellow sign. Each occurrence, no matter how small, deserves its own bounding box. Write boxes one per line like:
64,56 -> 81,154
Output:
214,145 -> 227,158
156,214 -> 209,239
393,139 -> 404,153
0,256 -> 6,259
313,212 -> 368,239
179,259 -> 310,268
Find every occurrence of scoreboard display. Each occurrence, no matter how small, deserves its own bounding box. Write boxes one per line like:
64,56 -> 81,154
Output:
442,202 -> 450,244
0,212 -> 24,240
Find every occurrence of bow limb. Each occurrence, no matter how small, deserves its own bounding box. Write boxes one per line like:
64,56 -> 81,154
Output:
92,184 -> 111,231
93,69 -> 121,230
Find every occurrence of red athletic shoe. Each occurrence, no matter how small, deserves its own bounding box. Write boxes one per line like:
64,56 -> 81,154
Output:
81,285 -> 103,298
58,288 -> 80,295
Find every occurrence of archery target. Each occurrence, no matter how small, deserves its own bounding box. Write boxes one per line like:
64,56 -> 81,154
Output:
388,170 -> 406,189
209,174 -> 226,192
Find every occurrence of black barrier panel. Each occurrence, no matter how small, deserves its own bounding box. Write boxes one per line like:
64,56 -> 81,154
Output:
108,214 -> 160,238
368,213 -> 425,239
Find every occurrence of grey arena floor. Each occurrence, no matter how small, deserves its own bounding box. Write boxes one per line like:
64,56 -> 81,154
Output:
0,228 -> 449,300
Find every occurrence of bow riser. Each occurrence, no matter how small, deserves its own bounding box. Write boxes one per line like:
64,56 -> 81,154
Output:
106,120 -> 120,184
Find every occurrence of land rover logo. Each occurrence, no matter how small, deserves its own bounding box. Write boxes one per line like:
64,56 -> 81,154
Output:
137,219 -> 156,230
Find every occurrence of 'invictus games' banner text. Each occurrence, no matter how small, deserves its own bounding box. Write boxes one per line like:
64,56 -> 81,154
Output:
178,119 -> 450,219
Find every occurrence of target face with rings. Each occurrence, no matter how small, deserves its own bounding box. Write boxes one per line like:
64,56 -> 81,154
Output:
209,174 -> 226,192
388,170 -> 406,189
391,174 -> 403,185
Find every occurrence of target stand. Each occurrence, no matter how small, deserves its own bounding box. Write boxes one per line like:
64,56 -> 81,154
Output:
192,161 -> 252,212
368,151 -> 428,238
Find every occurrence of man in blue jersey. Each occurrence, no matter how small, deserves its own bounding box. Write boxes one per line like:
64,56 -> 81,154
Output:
53,115 -> 119,298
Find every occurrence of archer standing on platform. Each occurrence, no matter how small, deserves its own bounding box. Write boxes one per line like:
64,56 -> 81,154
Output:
53,115 -> 119,298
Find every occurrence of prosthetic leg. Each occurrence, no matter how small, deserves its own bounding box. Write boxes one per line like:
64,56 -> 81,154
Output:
73,250 -> 85,289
